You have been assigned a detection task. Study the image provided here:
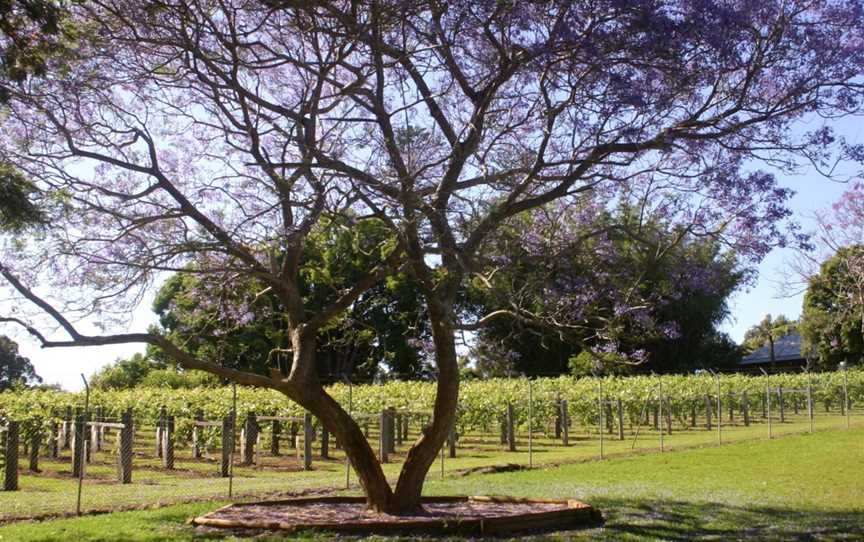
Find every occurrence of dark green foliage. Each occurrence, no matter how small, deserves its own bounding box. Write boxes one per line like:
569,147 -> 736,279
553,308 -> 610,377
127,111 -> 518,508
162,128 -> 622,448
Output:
0,0 -> 64,89
0,335 -> 40,390
800,246 -> 864,368
149,216 -> 429,380
0,162 -> 44,230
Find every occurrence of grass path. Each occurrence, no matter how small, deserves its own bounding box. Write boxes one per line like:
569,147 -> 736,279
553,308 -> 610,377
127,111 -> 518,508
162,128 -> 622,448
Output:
0,426 -> 861,541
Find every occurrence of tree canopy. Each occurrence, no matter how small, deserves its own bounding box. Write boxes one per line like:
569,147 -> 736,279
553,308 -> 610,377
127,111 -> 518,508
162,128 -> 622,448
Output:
150,215 -> 429,380
1,0 -> 863,514
467,200 -> 747,376
743,314 -> 797,359
0,334 -> 41,391
800,246 -> 864,368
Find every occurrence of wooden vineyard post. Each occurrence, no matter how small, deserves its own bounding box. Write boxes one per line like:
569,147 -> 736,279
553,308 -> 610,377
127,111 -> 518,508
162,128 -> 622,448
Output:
83,409 -> 92,464
192,410 -> 204,459
3,421 -> 19,491
89,416 -> 98,459
28,421 -> 40,472
716,376 -> 722,444
63,406 -> 72,449
303,412 -> 313,471
560,400 -> 570,446
766,387 -> 773,439
448,421 -> 457,459
241,412 -> 257,466
617,397 -> 625,440
162,415 -> 175,470
49,420 -> 58,459
554,393 -> 562,439
690,402 -> 697,428
665,399 -> 673,435
704,394 -> 712,430
220,414 -> 233,478
118,409 -> 133,484
156,406 -> 166,458
506,403 -> 516,452
320,423 -> 330,460
658,385 -> 664,453
379,409 -> 389,463
395,414 -> 403,447
605,402 -> 614,434
742,391 -> 750,427
94,406 -> 103,452
778,387 -> 785,423
72,414 -> 85,478
386,408 -> 396,454
271,418 -> 281,456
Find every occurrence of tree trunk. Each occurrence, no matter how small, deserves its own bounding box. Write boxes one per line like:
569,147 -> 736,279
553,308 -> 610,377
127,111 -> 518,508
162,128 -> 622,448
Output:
282,330 -> 395,513
769,337 -> 775,372
391,296 -> 460,513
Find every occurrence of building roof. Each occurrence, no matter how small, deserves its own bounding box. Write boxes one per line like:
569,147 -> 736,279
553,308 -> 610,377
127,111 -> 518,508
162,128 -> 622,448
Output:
740,331 -> 805,365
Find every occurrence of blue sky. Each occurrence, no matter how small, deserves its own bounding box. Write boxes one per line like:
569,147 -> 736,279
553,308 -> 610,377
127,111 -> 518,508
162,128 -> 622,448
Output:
10,117 -> 864,391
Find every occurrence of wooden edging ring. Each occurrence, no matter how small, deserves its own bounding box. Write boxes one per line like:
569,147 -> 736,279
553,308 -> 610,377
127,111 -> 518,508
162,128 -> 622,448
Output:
190,495 -> 603,536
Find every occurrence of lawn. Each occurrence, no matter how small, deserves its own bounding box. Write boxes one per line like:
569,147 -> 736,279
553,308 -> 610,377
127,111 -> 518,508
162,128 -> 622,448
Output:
2,409 -> 859,522
0,426 -> 861,541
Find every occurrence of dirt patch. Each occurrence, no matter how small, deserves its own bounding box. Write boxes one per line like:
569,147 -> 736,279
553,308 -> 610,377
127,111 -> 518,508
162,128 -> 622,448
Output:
192,496 -> 602,536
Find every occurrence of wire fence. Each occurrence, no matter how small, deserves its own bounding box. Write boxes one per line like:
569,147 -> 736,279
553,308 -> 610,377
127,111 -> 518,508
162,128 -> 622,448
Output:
0,371 -> 861,521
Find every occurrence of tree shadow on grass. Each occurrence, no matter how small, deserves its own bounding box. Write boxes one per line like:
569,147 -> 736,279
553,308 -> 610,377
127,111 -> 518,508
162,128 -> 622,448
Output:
583,497 -> 864,541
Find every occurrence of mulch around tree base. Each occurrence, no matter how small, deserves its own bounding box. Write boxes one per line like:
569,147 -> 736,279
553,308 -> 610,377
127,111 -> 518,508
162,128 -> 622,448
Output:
191,495 -> 603,536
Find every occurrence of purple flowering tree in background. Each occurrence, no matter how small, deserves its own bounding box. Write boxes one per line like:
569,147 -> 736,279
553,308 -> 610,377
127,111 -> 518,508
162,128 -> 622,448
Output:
466,187 -> 752,376
783,181 -> 864,293
1,1 -> 864,513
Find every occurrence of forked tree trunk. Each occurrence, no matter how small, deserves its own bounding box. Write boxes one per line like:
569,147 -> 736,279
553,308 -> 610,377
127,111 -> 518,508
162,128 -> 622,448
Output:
392,297 -> 460,512
283,332 -> 395,512
283,300 -> 459,515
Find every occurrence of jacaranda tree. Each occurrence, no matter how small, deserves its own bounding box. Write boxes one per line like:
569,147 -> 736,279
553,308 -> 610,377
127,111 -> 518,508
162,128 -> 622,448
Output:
1,1 -> 863,513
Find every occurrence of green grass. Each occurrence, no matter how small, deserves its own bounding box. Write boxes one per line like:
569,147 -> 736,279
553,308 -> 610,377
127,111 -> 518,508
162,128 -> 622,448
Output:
1,426 -> 861,541
3,410 -> 860,521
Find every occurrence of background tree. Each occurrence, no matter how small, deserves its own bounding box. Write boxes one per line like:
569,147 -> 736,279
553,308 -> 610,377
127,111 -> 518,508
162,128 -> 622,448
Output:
467,195 -> 749,376
799,246 -> 864,368
90,352 -> 159,390
743,314 -> 798,368
781,182 -> 864,295
0,334 -> 41,390
1,1 -> 863,514
0,0 -> 78,229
